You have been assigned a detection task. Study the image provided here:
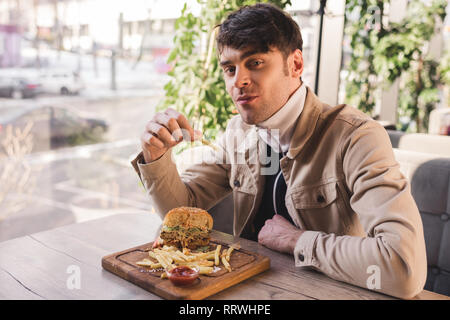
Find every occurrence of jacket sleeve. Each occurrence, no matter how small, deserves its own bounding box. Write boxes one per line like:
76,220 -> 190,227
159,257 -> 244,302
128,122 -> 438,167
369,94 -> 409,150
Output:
131,134 -> 232,221
293,121 -> 428,299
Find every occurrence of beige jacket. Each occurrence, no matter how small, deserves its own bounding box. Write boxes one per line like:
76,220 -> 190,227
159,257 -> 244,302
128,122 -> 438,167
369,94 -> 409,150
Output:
132,87 -> 427,299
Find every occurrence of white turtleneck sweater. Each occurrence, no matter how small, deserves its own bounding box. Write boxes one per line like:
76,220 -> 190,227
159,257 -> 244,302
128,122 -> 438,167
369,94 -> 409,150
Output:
256,84 -> 306,153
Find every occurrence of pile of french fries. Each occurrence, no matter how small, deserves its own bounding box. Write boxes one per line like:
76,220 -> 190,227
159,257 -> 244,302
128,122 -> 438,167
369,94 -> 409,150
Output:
136,244 -> 236,279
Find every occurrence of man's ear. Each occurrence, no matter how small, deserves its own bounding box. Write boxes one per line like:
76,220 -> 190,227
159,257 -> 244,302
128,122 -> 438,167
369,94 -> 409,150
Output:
290,49 -> 303,79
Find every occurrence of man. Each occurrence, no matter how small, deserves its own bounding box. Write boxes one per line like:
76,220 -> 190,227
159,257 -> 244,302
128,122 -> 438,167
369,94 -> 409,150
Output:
132,3 -> 427,299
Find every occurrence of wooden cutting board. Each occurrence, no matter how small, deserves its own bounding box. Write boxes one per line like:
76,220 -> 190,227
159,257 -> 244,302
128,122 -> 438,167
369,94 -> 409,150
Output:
101,238 -> 270,300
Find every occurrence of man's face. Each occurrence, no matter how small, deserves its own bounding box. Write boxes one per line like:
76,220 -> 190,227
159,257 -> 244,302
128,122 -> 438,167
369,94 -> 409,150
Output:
219,46 -> 302,125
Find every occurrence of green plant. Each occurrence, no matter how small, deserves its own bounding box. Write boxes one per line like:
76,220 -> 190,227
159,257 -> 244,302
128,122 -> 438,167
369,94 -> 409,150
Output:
397,58 -> 441,132
344,0 -> 387,115
158,0 -> 291,145
440,48 -> 450,107
344,0 -> 447,132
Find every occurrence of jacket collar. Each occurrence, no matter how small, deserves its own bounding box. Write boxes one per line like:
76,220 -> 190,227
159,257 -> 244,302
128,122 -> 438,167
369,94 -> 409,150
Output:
286,86 -> 323,159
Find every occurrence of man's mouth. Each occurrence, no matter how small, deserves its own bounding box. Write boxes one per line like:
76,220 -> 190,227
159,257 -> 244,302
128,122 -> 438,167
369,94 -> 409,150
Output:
236,95 -> 258,104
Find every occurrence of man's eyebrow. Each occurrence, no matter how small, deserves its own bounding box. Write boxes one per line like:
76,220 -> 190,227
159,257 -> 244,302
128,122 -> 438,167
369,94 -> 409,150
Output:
240,49 -> 263,60
220,50 -> 265,66
220,60 -> 232,66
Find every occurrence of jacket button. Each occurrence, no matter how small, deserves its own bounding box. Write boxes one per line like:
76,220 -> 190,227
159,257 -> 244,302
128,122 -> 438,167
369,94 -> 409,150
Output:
299,254 -> 305,262
317,195 -> 325,203
234,180 -> 240,187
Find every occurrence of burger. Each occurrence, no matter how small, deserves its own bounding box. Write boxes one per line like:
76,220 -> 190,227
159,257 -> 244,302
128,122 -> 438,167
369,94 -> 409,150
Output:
159,207 -> 213,249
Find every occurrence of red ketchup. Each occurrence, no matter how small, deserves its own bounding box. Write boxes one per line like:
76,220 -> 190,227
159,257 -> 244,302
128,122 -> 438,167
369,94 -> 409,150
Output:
167,266 -> 199,286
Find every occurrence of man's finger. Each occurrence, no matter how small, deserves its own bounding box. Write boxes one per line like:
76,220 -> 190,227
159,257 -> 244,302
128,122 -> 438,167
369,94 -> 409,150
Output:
154,113 -> 183,142
141,132 -> 165,149
147,122 -> 177,147
166,109 -> 200,141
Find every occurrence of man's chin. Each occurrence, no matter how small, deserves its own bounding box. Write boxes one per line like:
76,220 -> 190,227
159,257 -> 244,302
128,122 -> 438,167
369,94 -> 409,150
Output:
235,107 -> 260,125
239,113 -> 258,125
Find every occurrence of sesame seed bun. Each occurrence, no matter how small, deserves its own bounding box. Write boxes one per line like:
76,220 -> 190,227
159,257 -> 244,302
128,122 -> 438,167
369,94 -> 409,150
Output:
163,207 -> 213,231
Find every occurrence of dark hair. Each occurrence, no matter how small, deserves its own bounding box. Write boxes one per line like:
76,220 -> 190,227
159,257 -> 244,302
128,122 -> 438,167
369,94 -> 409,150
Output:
216,3 -> 303,58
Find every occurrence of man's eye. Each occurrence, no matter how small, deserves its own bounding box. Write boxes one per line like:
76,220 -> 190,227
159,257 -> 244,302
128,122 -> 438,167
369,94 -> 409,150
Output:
225,67 -> 235,74
251,61 -> 263,67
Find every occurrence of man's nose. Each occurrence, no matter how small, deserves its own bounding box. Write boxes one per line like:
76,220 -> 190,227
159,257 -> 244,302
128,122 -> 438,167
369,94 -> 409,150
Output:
234,68 -> 251,88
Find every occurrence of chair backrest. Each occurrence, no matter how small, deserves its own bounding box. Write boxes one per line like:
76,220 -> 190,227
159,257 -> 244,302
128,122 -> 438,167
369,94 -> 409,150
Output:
386,130 -> 450,156
393,148 -> 450,296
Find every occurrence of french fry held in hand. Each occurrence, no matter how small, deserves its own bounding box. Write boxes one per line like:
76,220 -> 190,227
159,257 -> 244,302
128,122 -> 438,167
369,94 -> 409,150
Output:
201,138 -> 219,152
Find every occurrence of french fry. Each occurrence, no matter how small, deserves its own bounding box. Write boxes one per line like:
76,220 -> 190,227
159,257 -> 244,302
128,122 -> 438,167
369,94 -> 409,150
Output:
150,262 -> 162,269
137,259 -> 162,269
148,251 -> 157,260
194,251 -> 216,260
161,272 -> 168,279
154,252 -> 169,269
221,255 -> 232,272
136,259 -> 153,267
163,252 -> 175,264
139,243 -> 236,274
226,246 -> 235,261
196,266 -> 214,275
168,251 -> 189,264
204,253 -> 216,261
171,256 -> 187,264
173,251 -> 187,261
184,254 -> 199,262
184,260 -> 214,268
155,249 -> 174,264
214,245 -> 222,266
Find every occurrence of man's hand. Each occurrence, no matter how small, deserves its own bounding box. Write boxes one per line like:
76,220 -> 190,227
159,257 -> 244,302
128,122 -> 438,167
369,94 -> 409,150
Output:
258,214 -> 304,255
141,108 -> 202,163
152,236 -> 163,249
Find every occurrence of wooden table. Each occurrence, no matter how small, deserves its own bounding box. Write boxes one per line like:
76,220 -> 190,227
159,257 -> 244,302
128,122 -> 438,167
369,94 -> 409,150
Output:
0,213 -> 448,300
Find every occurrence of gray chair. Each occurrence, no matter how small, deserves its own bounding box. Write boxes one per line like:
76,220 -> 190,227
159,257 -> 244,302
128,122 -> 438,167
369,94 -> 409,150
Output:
393,148 -> 450,296
386,130 -> 450,295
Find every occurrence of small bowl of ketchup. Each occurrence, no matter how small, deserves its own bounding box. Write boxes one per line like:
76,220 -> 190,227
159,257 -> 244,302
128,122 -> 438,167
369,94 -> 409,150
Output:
167,266 -> 199,286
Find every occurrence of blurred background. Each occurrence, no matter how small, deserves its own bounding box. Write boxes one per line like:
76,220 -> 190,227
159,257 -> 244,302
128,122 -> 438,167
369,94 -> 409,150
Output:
0,0 -> 449,242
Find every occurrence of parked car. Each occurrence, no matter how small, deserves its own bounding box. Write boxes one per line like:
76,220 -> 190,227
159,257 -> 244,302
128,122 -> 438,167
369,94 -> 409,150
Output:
38,70 -> 84,95
0,76 -> 42,99
0,106 -> 108,153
